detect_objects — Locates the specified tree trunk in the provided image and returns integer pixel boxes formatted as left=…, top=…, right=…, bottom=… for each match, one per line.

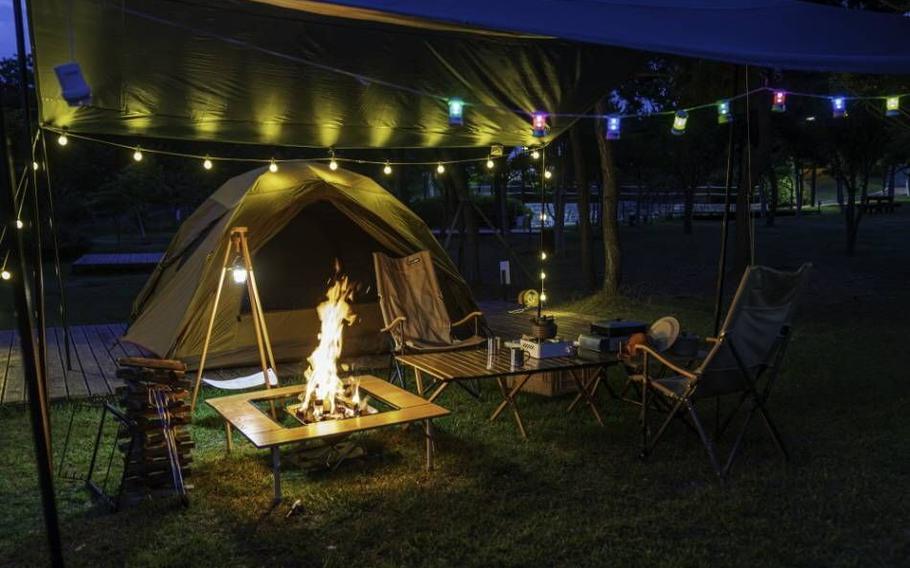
left=570, top=124, right=595, bottom=290
left=595, top=99, right=622, bottom=296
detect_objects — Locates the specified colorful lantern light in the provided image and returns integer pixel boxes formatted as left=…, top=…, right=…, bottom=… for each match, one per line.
left=606, top=115, right=621, bottom=140
left=772, top=90, right=787, bottom=112
left=717, top=100, right=732, bottom=124
left=832, top=97, right=846, bottom=118
left=447, top=98, right=464, bottom=126
left=671, top=110, right=688, bottom=136
left=886, top=96, right=900, bottom=117
left=531, top=111, right=549, bottom=137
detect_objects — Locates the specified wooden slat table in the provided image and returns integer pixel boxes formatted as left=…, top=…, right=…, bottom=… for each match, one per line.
left=206, top=375, right=449, bottom=502
left=396, top=348, right=617, bottom=438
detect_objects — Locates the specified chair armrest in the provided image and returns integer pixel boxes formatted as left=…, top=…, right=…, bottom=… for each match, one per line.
left=450, top=311, right=484, bottom=329
left=380, top=316, right=407, bottom=333
left=705, top=337, right=720, bottom=345
left=634, top=344, right=698, bottom=380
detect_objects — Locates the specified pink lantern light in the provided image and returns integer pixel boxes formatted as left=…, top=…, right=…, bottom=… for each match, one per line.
left=772, top=90, right=787, bottom=113
left=531, top=111, right=549, bottom=137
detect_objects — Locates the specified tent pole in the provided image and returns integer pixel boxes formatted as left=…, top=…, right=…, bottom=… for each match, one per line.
left=713, top=66, right=740, bottom=336
left=1, top=64, right=64, bottom=568
left=14, top=0, right=49, bottom=397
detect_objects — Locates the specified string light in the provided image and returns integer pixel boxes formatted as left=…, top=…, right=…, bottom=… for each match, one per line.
left=886, top=96, right=900, bottom=117
left=717, top=100, right=732, bottom=124
left=447, top=98, right=464, bottom=126
left=540, top=251, right=547, bottom=260
left=132, top=147, right=143, bottom=162
left=606, top=115, right=621, bottom=140
left=671, top=110, right=688, bottom=136
left=531, top=111, right=549, bottom=137
left=32, top=161, right=40, bottom=171
left=832, top=97, right=846, bottom=118
left=383, top=161, right=392, bottom=175
left=57, top=132, right=68, bottom=146
left=486, top=158, right=495, bottom=170
left=540, top=271, right=546, bottom=280
left=15, top=219, right=23, bottom=230
left=543, top=169, right=553, bottom=180
left=436, top=163, right=445, bottom=174
left=203, top=157, right=213, bottom=170
left=1, top=269, right=10, bottom=281
left=772, top=90, right=787, bottom=112
left=329, top=159, right=339, bottom=171
left=539, top=292, right=547, bottom=302
left=530, top=149, right=540, bottom=160
left=268, top=159, right=278, bottom=173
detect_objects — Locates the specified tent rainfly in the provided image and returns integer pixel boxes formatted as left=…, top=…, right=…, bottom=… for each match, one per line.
left=123, top=161, right=480, bottom=369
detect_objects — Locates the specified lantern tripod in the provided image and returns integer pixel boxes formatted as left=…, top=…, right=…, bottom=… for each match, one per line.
left=190, top=227, right=278, bottom=414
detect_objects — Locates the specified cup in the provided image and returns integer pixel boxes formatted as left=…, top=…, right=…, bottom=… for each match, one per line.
left=509, top=347, right=525, bottom=370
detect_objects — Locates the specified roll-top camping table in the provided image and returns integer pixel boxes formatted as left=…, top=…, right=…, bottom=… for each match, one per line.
left=396, top=348, right=617, bottom=438
left=207, top=375, right=449, bottom=501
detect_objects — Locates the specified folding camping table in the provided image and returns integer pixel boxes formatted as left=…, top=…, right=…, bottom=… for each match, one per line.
left=396, top=348, right=617, bottom=438
left=206, top=376, right=449, bottom=502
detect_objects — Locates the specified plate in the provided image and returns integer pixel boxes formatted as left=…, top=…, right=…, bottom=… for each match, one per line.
left=648, top=316, right=680, bottom=352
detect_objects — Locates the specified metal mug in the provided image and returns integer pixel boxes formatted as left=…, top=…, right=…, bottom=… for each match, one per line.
left=509, top=347, right=525, bottom=370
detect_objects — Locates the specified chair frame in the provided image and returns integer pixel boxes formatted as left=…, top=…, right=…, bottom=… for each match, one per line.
left=636, top=327, right=792, bottom=480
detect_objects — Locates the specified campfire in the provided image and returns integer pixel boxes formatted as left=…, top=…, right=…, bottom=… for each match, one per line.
left=290, top=272, right=376, bottom=424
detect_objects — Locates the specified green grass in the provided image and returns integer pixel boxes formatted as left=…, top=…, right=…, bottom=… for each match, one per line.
left=1, top=294, right=908, bottom=567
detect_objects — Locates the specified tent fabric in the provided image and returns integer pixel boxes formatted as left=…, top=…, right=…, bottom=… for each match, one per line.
left=308, top=0, right=910, bottom=74
left=29, top=0, right=639, bottom=148
left=123, top=161, right=480, bottom=369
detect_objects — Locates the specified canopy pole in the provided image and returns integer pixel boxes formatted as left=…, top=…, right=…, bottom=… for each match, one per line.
left=713, top=66, right=740, bottom=336
left=0, top=53, right=64, bottom=568
left=14, top=0, right=48, bottom=390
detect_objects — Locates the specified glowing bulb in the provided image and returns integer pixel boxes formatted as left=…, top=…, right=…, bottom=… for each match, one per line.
left=268, top=159, right=278, bottom=173
left=540, top=251, right=547, bottom=260
left=232, top=266, right=248, bottom=284
left=886, top=96, right=900, bottom=117
left=383, top=162, right=392, bottom=175
left=772, top=90, right=787, bottom=112
left=540, top=213, right=547, bottom=222
left=606, top=115, right=621, bottom=139
left=436, top=163, right=445, bottom=174
left=832, top=97, right=846, bottom=118
left=132, top=148, right=143, bottom=162
left=203, top=157, right=213, bottom=170
left=329, top=159, right=339, bottom=171
left=1, top=270, right=10, bottom=281
left=448, top=98, right=464, bottom=126
left=671, top=110, right=688, bottom=136
left=717, top=100, right=732, bottom=124
left=544, top=169, right=553, bottom=180
left=530, top=149, right=540, bottom=160
left=540, top=271, right=546, bottom=280
left=539, top=292, right=547, bottom=302
left=57, top=133, right=68, bottom=146
left=32, top=161, right=39, bottom=171
left=486, top=159, right=495, bottom=170
left=15, top=219, right=23, bottom=229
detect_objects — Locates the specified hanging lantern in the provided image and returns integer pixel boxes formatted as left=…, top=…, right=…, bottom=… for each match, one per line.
left=717, top=100, right=732, bottom=124
left=605, top=115, right=621, bottom=140
left=531, top=111, right=549, bottom=137
left=832, top=97, right=846, bottom=118
left=772, top=90, right=787, bottom=112
left=447, top=98, right=464, bottom=126
left=886, top=96, right=900, bottom=117
left=671, top=110, right=688, bottom=136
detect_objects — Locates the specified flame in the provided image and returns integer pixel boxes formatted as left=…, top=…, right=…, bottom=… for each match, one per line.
left=300, top=275, right=357, bottom=413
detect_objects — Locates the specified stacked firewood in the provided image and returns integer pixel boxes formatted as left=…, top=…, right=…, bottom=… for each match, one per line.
left=115, top=357, right=193, bottom=507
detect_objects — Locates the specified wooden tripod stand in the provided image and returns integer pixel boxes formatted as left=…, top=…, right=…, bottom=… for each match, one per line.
left=190, top=227, right=279, bottom=413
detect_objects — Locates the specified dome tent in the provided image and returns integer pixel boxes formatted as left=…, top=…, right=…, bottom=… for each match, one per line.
left=124, top=161, right=479, bottom=369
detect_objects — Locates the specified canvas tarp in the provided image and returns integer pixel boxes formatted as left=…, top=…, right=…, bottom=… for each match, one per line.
left=123, top=161, right=480, bottom=368
left=28, top=0, right=640, bottom=148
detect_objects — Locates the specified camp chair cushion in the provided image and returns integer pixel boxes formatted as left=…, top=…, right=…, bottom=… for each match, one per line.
left=405, top=334, right=487, bottom=352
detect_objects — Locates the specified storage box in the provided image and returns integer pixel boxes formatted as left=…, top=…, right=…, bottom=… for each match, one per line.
left=507, top=370, right=579, bottom=397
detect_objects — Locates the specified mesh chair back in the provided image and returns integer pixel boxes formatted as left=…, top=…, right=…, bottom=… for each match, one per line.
left=373, top=251, right=453, bottom=348
left=696, top=264, right=811, bottom=396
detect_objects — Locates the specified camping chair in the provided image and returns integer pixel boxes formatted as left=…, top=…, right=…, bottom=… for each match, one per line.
left=635, top=264, right=810, bottom=480
left=373, top=251, right=488, bottom=393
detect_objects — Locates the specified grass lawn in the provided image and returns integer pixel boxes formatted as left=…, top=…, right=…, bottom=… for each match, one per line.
left=1, top=293, right=908, bottom=566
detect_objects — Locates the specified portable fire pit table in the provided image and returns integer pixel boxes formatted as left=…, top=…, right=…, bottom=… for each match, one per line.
left=206, top=375, right=449, bottom=502
left=396, top=348, right=617, bottom=438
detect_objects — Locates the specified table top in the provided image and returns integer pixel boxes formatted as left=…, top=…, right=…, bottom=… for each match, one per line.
left=206, top=375, right=449, bottom=448
left=396, top=347, right=616, bottom=382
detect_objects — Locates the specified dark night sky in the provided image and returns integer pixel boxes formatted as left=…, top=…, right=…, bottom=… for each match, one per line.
left=1, top=1, right=23, bottom=59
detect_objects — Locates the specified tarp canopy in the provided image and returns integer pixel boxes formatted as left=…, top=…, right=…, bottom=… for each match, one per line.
left=123, top=161, right=481, bottom=368
left=29, top=1, right=910, bottom=149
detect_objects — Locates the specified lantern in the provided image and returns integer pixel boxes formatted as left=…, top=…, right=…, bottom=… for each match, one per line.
left=886, top=96, right=900, bottom=117
left=606, top=115, right=621, bottom=140
left=671, top=110, right=688, bottom=136
left=531, top=111, right=549, bottom=137
left=717, top=100, right=732, bottom=124
left=772, top=90, right=787, bottom=113
left=447, top=98, right=464, bottom=126
left=832, top=97, right=846, bottom=118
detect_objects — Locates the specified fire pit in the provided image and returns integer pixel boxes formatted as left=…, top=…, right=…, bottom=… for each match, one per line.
left=206, top=269, right=449, bottom=502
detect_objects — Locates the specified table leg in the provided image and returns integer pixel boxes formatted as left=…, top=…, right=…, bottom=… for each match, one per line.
left=425, top=419, right=434, bottom=471
left=491, top=374, right=530, bottom=438
left=427, top=381, right=450, bottom=403
left=271, top=447, right=282, bottom=503
left=568, top=368, right=604, bottom=426
left=225, top=421, right=233, bottom=453
left=414, top=369, right=425, bottom=397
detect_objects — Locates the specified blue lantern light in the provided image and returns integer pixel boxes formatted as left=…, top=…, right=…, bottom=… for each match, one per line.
left=832, top=97, right=846, bottom=118
left=606, top=115, right=621, bottom=140
left=448, top=98, right=464, bottom=126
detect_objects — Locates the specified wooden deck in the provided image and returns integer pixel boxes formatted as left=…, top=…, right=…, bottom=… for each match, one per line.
left=0, top=302, right=598, bottom=404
